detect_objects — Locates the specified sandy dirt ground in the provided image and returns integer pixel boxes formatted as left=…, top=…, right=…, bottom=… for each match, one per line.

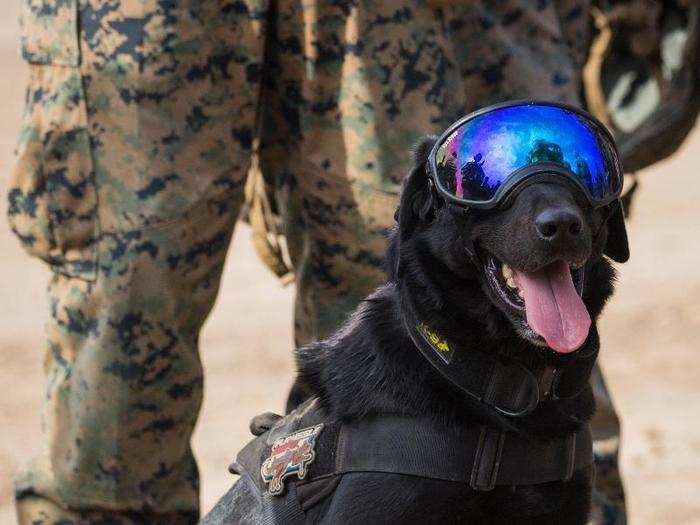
left=1, top=6, right=699, bottom=523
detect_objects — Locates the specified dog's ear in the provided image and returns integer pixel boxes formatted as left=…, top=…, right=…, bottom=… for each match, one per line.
left=603, top=200, right=630, bottom=263
left=395, top=135, right=439, bottom=240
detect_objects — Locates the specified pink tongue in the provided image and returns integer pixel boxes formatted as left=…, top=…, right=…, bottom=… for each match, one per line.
left=514, top=261, right=591, bottom=353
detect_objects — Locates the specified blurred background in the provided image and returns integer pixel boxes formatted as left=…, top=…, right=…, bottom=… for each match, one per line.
left=1, top=3, right=699, bottom=523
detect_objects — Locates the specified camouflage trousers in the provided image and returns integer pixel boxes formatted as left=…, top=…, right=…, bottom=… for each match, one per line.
left=9, top=0, right=624, bottom=523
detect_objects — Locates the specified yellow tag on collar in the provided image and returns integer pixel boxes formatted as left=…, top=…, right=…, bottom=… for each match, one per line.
left=417, top=323, right=454, bottom=364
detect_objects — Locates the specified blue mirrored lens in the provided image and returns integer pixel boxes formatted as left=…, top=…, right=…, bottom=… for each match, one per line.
left=434, top=104, right=620, bottom=203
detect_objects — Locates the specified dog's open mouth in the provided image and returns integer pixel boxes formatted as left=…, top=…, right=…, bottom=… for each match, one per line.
left=485, top=256, right=590, bottom=354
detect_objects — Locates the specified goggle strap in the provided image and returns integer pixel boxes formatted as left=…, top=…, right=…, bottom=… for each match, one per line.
left=592, top=199, right=617, bottom=245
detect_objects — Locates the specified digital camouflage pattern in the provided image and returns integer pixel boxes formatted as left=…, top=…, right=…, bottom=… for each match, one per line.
left=9, top=0, right=625, bottom=523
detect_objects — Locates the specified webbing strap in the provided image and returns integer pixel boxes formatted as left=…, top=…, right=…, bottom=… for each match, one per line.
left=234, top=400, right=592, bottom=501
left=322, top=416, right=592, bottom=491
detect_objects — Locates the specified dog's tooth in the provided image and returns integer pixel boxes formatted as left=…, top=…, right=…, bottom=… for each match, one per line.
left=502, top=263, right=514, bottom=280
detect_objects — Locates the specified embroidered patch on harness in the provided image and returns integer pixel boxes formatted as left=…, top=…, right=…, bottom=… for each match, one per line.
left=418, top=323, right=455, bottom=364
left=261, top=424, right=324, bottom=495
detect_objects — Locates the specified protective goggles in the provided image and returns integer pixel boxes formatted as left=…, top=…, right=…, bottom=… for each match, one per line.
left=428, top=101, right=624, bottom=209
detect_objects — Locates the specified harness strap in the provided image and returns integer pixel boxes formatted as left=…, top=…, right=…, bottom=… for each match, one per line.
left=235, top=399, right=593, bottom=503
left=295, top=414, right=592, bottom=491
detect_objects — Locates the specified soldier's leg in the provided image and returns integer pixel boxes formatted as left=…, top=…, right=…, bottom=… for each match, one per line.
left=9, top=1, right=269, bottom=522
left=589, top=365, right=627, bottom=525
left=264, top=1, right=626, bottom=522
left=265, top=0, right=592, bottom=338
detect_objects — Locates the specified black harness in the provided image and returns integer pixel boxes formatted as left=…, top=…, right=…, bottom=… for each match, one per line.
left=204, top=394, right=593, bottom=524
left=254, top=403, right=593, bottom=491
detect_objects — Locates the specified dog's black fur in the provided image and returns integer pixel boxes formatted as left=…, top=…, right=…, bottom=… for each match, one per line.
left=288, top=136, right=628, bottom=524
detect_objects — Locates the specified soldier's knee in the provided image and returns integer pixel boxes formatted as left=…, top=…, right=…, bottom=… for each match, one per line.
left=16, top=494, right=199, bottom=525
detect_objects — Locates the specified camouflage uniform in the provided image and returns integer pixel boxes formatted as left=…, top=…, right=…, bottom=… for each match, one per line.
left=9, top=0, right=624, bottom=523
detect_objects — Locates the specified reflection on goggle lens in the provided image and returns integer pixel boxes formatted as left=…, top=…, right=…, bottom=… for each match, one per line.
left=434, top=105, right=620, bottom=205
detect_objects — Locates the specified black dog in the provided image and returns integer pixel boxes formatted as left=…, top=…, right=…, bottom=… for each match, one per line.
left=202, top=136, right=628, bottom=525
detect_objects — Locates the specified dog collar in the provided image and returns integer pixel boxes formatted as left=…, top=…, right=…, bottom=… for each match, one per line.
left=402, top=309, right=599, bottom=418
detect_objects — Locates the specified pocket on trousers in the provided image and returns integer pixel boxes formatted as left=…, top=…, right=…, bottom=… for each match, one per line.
left=20, top=0, right=81, bottom=66
left=8, top=4, right=98, bottom=280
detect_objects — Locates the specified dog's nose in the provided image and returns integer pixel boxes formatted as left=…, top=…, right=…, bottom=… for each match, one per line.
left=535, top=207, right=583, bottom=242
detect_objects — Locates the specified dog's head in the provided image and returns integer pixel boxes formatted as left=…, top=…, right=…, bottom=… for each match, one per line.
left=390, top=136, right=629, bottom=354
